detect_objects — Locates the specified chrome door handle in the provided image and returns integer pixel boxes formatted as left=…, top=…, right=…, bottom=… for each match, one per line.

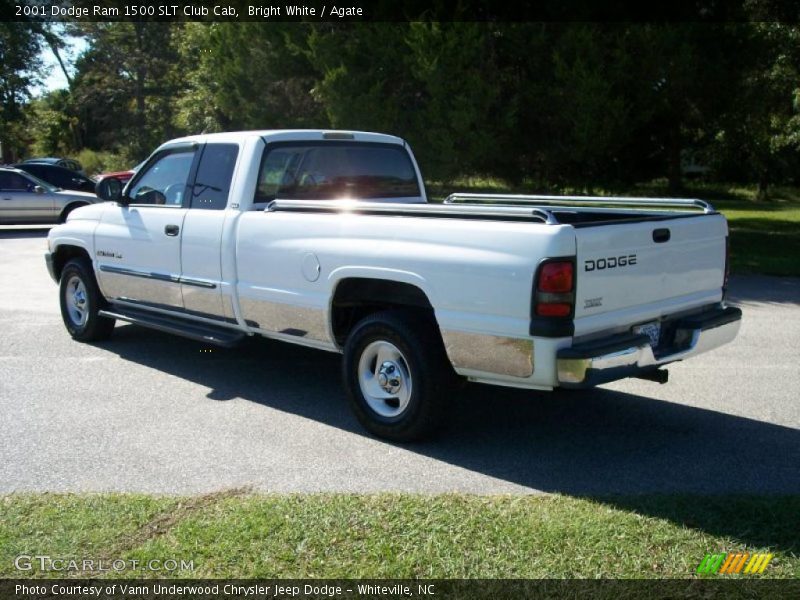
left=164, top=224, right=180, bottom=236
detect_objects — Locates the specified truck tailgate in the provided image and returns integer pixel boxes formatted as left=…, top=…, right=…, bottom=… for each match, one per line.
left=573, top=214, right=728, bottom=337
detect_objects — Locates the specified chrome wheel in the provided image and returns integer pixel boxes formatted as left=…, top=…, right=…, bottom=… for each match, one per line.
left=357, top=340, right=413, bottom=418
left=65, top=275, right=88, bottom=327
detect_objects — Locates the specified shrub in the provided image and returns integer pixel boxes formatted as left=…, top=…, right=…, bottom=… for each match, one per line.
left=74, top=149, right=135, bottom=177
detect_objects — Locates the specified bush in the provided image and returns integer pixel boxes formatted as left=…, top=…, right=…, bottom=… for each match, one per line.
left=74, top=149, right=135, bottom=177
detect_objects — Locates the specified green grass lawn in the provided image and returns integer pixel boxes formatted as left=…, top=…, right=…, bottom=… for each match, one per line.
left=428, top=180, right=800, bottom=278
left=1, top=493, right=798, bottom=579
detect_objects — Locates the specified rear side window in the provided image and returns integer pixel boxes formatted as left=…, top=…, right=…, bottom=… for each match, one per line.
left=0, top=172, right=32, bottom=191
left=255, top=142, right=420, bottom=204
left=24, top=166, right=68, bottom=187
left=190, top=143, right=239, bottom=210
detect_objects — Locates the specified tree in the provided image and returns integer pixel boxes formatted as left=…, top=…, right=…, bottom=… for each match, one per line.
left=70, top=23, right=185, bottom=159
left=0, top=22, right=42, bottom=161
left=546, top=25, right=632, bottom=191
left=713, top=23, right=800, bottom=199
left=174, top=23, right=325, bottom=134
left=620, top=24, right=743, bottom=193
left=27, top=89, right=80, bottom=156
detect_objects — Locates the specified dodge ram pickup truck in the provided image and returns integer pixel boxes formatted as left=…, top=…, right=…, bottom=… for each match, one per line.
left=45, top=130, right=742, bottom=440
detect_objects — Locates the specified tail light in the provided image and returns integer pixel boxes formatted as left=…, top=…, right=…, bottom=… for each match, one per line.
left=534, top=259, right=575, bottom=318
left=722, top=236, right=730, bottom=300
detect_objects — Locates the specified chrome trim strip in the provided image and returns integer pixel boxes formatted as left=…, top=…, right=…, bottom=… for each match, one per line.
left=239, top=297, right=331, bottom=343
left=445, top=193, right=715, bottom=214
left=179, top=277, right=217, bottom=289
left=257, top=329, right=340, bottom=353
left=267, top=199, right=553, bottom=223
left=98, top=265, right=217, bottom=288
left=99, top=264, right=178, bottom=283
left=441, top=330, right=534, bottom=378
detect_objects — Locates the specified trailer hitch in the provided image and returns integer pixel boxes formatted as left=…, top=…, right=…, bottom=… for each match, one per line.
left=634, top=368, right=669, bottom=384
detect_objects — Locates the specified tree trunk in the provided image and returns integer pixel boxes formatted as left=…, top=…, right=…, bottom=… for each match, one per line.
left=756, top=171, right=769, bottom=202
left=44, top=33, right=72, bottom=87
left=133, top=23, right=147, bottom=156
left=667, top=128, right=683, bottom=195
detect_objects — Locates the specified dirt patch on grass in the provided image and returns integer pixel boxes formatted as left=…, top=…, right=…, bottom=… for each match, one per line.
left=101, top=487, right=252, bottom=558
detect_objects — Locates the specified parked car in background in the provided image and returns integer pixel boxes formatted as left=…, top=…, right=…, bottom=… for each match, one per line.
left=96, top=167, right=136, bottom=185
left=0, top=167, right=98, bottom=224
left=22, top=157, right=83, bottom=173
left=14, top=163, right=96, bottom=193
left=94, top=161, right=144, bottom=200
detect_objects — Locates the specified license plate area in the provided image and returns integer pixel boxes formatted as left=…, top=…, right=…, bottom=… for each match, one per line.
left=633, top=321, right=661, bottom=347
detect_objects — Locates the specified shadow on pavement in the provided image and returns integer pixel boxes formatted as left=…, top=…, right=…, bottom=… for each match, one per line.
left=103, top=323, right=800, bottom=552
left=0, top=227, right=50, bottom=239
left=728, top=275, right=800, bottom=307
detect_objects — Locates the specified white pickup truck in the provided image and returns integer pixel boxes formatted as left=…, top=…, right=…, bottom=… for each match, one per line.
left=46, top=130, right=741, bottom=440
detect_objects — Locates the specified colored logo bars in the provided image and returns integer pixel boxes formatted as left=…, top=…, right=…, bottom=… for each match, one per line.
left=696, top=552, right=773, bottom=575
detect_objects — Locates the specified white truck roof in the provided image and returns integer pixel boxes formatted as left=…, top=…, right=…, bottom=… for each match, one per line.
left=162, top=129, right=406, bottom=147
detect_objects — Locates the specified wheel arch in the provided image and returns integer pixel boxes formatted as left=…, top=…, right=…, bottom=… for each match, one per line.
left=329, top=275, right=440, bottom=347
left=51, top=243, right=92, bottom=282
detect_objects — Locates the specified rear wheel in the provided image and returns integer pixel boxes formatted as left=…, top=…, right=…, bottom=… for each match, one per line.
left=343, top=310, right=452, bottom=441
left=59, top=258, right=115, bottom=342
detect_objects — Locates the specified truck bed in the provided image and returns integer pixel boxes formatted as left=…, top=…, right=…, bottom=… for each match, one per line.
left=266, top=193, right=728, bottom=342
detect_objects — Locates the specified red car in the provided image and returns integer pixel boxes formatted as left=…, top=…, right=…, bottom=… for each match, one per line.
left=97, top=168, right=136, bottom=184
left=94, top=161, right=144, bottom=198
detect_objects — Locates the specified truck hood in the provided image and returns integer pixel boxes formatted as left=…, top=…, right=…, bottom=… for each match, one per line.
left=64, top=201, right=109, bottom=222
left=55, top=189, right=97, bottom=201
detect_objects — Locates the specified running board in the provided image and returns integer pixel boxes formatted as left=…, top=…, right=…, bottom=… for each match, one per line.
left=99, top=306, right=246, bottom=348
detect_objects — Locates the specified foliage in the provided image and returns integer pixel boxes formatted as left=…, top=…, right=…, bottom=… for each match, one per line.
left=26, top=89, right=79, bottom=157
left=174, top=23, right=324, bottom=133
left=74, top=149, right=132, bottom=177
left=0, top=22, right=42, bottom=161
left=5, top=21, right=800, bottom=194
left=711, top=23, right=800, bottom=198
left=66, top=23, right=185, bottom=161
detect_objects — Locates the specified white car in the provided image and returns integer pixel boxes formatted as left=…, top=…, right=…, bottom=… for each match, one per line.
left=0, top=167, right=98, bottom=224
left=45, top=130, right=741, bottom=440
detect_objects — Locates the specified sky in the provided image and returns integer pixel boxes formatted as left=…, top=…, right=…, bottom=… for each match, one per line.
left=35, top=35, right=88, bottom=95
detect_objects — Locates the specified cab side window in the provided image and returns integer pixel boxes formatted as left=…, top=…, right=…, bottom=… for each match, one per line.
left=128, top=149, right=196, bottom=206
left=0, top=172, right=33, bottom=191
left=189, top=144, right=239, bottom=210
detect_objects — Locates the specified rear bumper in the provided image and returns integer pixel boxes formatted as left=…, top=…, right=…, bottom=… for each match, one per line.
left=556, top=305, right=742, bottom=388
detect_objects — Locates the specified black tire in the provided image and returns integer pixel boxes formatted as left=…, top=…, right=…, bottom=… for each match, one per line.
left=342, top=310, right=453, bottom=441
left=59, top=258, right=115, bottom=342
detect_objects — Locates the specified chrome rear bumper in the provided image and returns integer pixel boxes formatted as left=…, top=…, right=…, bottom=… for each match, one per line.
left=557, top=305, right=742, bottom=388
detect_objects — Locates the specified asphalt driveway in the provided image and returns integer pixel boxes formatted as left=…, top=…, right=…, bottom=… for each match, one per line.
left=1, top=227, right=798, bottom=494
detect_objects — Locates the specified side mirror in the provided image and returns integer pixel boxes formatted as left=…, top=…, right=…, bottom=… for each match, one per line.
left=33, top=185, right=45, bottom=194
left=95, top=177, right=124, bottom=204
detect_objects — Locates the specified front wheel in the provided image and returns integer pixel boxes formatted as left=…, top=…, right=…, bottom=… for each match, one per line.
left=59, top=258, right=115, bottom=342
left=342, top=310, right=452, bottom=441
